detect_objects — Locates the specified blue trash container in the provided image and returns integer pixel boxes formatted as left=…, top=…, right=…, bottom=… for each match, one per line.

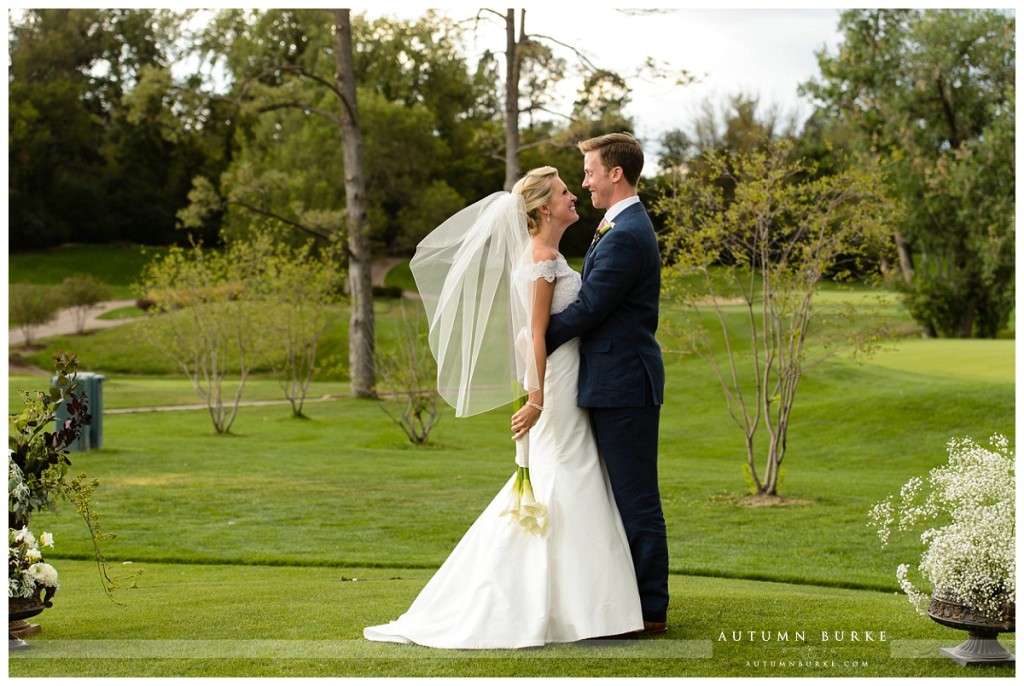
left=52, top=372, right=105, bottom=451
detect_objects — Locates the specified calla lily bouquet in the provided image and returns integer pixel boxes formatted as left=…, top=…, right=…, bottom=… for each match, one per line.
left=501, top=466, right=549, bottom=537
left=500, top=394, right=549, bottom=536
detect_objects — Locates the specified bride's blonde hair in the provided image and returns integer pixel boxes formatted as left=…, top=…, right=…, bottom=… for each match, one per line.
left=512, top=166, right=558, bottom=236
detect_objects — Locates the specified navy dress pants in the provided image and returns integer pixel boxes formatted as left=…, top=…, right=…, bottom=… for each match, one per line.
left=589, top=386, right=669, bottom=623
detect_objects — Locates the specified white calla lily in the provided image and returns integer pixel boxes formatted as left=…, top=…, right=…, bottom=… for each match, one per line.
left=499, top=466, right=549, bottom=537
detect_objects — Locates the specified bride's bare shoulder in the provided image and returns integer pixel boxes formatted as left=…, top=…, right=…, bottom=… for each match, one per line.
left=530, top=241, right=559, bottom=264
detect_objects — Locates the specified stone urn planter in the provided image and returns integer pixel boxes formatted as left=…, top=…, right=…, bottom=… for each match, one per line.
left=8, top=586, right=57, bottom=651
left=927, top=594, right=1015, bottom=666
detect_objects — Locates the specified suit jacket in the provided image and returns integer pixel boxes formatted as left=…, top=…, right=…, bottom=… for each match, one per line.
left=546, top=202, right=665, bottom=408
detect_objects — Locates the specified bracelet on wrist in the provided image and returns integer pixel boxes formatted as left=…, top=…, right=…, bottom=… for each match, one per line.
left=526, top=401, right=544, bottom=412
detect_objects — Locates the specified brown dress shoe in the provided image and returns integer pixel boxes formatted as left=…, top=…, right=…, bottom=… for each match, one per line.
left=642, top=621, right=668, bottom=635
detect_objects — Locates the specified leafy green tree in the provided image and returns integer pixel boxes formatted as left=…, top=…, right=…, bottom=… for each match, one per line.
left=9, top=284, right=62, bottom=347
left=59, top=275, right=114, bottom=334
left=351, top=10, right=496, bottom=192
left=657, top=94, right=798, bottom=178
left=179, top=9, right=377, bottom=397
left=243, top=232, right=344, bottom=419
left=802, top=9, right=1015, bottom=337
left=8, top=9, right=216, bottom=249
left=9, top=9, right=110, bottom=249
left=138, top=227, right=347, bottom=431
left=656, top=140, right=899, bottom=497
left=137, top=241, right=274, bottom=434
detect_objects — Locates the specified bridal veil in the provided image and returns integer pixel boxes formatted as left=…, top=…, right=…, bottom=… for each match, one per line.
left=409, top=192, right=541, bottom=418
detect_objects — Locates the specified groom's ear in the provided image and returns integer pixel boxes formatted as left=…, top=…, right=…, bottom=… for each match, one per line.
left=608, top=165, right=623, bottom=183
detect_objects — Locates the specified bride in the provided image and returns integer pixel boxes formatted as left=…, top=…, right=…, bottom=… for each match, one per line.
left=363, top=167, right=643, bottom=649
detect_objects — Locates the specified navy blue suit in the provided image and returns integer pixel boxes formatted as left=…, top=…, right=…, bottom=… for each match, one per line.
left=546, top=201, right=669, bottom=623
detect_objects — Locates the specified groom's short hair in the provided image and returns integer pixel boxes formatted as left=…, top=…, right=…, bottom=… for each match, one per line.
left=578, top=132, right=644, bottom=187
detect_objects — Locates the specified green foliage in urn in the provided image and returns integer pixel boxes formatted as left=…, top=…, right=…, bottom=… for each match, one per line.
left=8, top=352, right=136, bottom=601
left=8, top=352, right=92, bottom=530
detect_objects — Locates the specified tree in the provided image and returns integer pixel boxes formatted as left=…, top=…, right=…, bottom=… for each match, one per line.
left=137, top=241, right=274, bottom=434
left=138, top=228, right=345, bottom=431
left=657, top=93, right=800, bottom=170
left=331, top=8, right=375, bottom=399
left=350, top=10, right=498, bottom=203
left=802, top=9, right=1015, bottom=337
left=180, top=8, right=375, bottom=397
left=656, top=140, right=898, bottom=497
left=477, top=8, right=660, bottom=191
left=259, top=236, right=344, bottom=419
left=375, top=305, right=441, bottom=445
left=9, top=9, right=113, bottom=249
left=8, top=9, right=219, bottom=249
left=59, top=275, right=114, bottom=334
left=9, top=284, right=62, bottom=347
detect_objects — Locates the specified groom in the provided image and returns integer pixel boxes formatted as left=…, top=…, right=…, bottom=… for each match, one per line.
left=546, top=132, right=669, bottom=633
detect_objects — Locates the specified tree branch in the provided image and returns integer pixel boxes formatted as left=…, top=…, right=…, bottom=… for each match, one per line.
left=219, top=64, right=356, bottom=126
left=257, top=101, right=341, bottom=126
left=226, top=198, right=340, bottom=246
left=530, top=32, right=600, bottom=72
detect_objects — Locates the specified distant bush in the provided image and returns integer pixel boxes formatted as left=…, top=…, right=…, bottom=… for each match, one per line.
left=59, top=274, right=114, bottom=333
left=9, top=283, right=62, bottom=346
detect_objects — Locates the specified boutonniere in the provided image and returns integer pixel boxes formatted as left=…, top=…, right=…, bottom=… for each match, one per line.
left=592, top=220, right=615, bottom=246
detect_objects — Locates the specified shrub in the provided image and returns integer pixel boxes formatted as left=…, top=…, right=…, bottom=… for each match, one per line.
left=59, top=274, right=114, bottom=334
left=9, top=283, right=61, bottom=346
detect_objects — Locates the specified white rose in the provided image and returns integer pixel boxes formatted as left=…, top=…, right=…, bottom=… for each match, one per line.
left=16, top=527, right=36, bottom=548
left=39, top=532, right=54, bottom=548
left=27, top=562, right=59, bottom=589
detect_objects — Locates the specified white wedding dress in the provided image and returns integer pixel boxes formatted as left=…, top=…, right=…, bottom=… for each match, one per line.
left=363, top=255, right=644, bottom=649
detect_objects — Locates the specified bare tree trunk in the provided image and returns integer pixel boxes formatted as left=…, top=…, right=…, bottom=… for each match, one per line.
left=332, top=9, right=375, bottom=398
left=894, top=230, right=914, bottom=286
left=503, top=8, right=522, bottom=191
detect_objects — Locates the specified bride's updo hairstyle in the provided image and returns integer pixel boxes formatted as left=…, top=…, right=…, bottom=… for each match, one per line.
left=512, top=166, right=558, bottom=237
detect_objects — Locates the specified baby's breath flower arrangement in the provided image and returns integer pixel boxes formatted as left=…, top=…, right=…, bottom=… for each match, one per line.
left=869, top=434, right=1015, bottom=618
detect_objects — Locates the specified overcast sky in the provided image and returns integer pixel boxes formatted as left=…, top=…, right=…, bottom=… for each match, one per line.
left=360, top=4, right=845, bottom=153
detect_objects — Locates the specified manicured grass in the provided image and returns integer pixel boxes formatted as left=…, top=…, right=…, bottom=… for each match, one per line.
left=8, top=560, right=1014, bottom=678
left=97, top=306, right=146, bottom=320
left=13, top=298, right=419, bottom=380
left=14, top=339, right=1012, bottom=586
left=8, top=374, right=347, bottom=413
left=858, top=338, right=1015, bottom=383
left=8, top=244, right=167, bottom=300
left=8, top=254, right=1015, bottom=678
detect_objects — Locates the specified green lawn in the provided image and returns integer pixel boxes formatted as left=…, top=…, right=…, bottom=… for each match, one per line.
left=9, top=559, right=1014, bottom=677
left=7, top=250, right=1015, bottom=677
left=8, top=244, right=167, bottom=300
left=8, top=333, right=1014, bottom=677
